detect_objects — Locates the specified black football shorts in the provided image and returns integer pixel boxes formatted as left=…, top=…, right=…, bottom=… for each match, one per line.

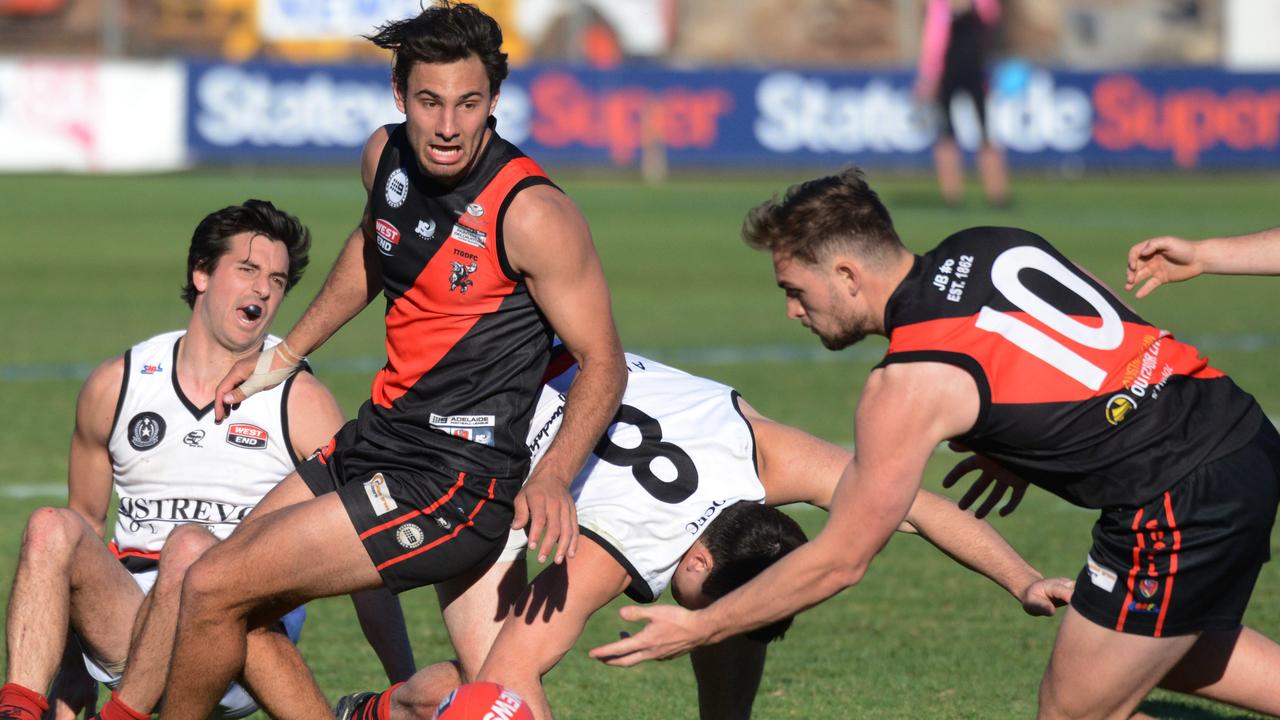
left=1071, top=422, right=1280, bottom=637
left=298, top=420, right=519, bottom=593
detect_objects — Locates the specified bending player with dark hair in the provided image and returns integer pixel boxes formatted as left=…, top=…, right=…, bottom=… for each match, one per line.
left=0, top=201, right=412, bottom=720
left=594, top=168, right=1280, bottom=720
left=160, top=3, right=625, bottom=718
left=337, top=350, right=1074, bottom=720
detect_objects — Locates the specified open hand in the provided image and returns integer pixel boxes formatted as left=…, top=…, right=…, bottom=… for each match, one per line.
left=1125, top=235, right=1202, bottom=298
left=588, top=604, right=708, bottom=667
left=512, top=471, right=578, bottom=564
left=941, top=447, right=1028, bottom=519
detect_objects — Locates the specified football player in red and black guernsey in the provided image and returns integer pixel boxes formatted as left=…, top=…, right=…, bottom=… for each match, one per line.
left=159, top=4, right=625, bottom=719
left=592, top=168, right=1280, bottom=719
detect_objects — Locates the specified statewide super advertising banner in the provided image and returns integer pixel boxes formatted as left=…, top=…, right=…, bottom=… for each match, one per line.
left=187, top=61, right=1280, bottom=170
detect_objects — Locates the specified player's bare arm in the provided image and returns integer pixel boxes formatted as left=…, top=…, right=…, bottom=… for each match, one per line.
left=282, top=371, right=344, bottom=461
left=214, top=128, right=392, bottom=421
left=67, top=355, right=126, bottom=536
left=1126, top=227, right=1280, bottom=298
left=898, top=490, right=1073, bottom=616
left=589, top=361, right=977, bottom=666
left=504, top=185, right=626, bottom=565
left=743, top=385, right=1067, bottom=616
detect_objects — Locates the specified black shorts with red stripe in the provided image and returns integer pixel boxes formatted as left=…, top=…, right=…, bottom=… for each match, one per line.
left=298, top=420, right=520, bottom=593
left=1071, top=421, right=1280, bottom=637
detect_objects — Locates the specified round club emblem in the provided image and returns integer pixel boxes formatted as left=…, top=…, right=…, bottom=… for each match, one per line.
left=128, top=412, right=167, bottom=451
left=385, top=168, right=410, bottom=209
left=466, top=202, right=484, bottom=217
left=1105, top=394, right=1137, bottom=426
left=395, top=523, right=425, bottom=549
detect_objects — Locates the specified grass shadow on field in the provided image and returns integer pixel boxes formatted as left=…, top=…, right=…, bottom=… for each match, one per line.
left=1136, top=698, right=1264, bottom=720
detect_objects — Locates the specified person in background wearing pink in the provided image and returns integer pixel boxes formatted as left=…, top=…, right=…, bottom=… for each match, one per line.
left=915, top=0, right=1010, bottom=207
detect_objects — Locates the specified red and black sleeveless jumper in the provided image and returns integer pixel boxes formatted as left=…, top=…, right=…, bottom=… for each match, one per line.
left=879, top=226, right=1265, bottom=509
left=356, top=123, right=557, bottom=481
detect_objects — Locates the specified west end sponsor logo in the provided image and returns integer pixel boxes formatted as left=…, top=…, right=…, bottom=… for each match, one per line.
left=226, top=423, right=269, bottom=449
left=375, top=218, right=401, bottom=256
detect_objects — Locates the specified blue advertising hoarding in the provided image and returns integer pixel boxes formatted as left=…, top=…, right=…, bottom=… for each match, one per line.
left=185, top=61, right=1280, bottom=170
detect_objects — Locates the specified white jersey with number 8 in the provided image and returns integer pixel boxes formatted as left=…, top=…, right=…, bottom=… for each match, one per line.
left=514, top=352, right=764, bottom=602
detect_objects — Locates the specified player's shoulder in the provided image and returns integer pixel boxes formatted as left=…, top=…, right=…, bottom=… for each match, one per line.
left=938, top=226, right=1047, bottom=252
left=285, top=369, right=339, bottom=412
left=361, top=124, right=400, bottom=190
left=77, top=353, right=126, bottom=417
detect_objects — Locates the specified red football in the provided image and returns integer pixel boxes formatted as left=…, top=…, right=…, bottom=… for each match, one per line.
left=433, top=682, right=534, bottom=720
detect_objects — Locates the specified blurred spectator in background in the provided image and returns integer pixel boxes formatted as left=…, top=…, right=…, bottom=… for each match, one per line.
left=915, top=0, right=1009, bottom=207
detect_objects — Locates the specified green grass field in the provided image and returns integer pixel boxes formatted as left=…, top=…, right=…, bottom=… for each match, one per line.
left=1, top=168, right=1278, bottom=719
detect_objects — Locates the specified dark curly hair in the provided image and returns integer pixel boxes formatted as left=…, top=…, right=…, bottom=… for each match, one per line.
left=366, top=1, right=509, bottom=98
left=699, top=501, right=809, bottom=643
left=181, top=199, right=311, bottom=308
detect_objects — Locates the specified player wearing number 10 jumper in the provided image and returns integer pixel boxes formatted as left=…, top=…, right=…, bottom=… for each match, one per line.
left=591, top=168, right=1280, bottom=720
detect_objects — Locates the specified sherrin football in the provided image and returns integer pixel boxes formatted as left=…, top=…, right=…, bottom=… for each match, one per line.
left=433, top=682, right=534, bottom=720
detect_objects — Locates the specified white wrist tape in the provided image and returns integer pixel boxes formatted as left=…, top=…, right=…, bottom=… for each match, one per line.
left=237, top=344, right=302, bottom=399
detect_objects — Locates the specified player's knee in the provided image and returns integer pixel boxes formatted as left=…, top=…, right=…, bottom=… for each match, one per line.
left=22, top=506, right=89, bottom=562
left=1037, top=675, right=1093, bottom=720
left=158, top=524, right=218, bottom=575
left=178, top=554, right=238, bottom=615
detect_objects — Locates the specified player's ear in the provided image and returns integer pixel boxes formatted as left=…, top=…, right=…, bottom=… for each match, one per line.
left=685, top=542, right=714, bottom=575
left=834, top=258, right=861, bottom=296
left=392, top=77, right=407, bottom=114
left=192, top=262, right=212, bottom=294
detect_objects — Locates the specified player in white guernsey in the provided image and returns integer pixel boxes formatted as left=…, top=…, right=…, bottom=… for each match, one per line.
left=336, top=350, right=1075, bottom=720
left=0, top=201, right=412, bottom=720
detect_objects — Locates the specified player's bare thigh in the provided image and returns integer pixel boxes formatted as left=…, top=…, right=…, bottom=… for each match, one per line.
left=22, top=507, right=146, bottom=663
left=1039, top=606, right=1199, bottom=720
left=240, top=471, right=316, bottom=526
left=183, top=492, right=383, bottom=617
left=436, top=555, right=528, bottom=680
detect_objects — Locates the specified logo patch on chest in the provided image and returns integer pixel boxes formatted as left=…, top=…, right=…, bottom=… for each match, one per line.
left=449, top=260, right=478, bottom=294
left=385, top=168, right=409, bottom=208
left=375, top=219, right=401, bottom=257
left=127, top=412, right=166, bottom=451
left=226, top=423, right=269, bottom=450
left=449, top=223, right=486, bottom=249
